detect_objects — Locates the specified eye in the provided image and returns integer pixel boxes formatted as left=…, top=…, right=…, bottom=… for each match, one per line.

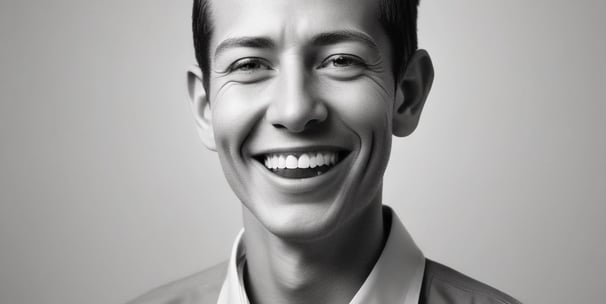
left=229, top=57, right=272, bottom=73
left=317, top=54, right=367, bottom=80
left=319, top=54, right=366, bottom=69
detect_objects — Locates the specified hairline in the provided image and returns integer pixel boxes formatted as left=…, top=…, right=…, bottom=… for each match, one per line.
left=194, top=0, right=418, bottom=91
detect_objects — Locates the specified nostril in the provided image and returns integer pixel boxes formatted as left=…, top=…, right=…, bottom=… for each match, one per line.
left=305, top=119, right=321, bottom=128
left=272, top=118, right=324, bottom=132
left=266, top=99, right=328, bottom=132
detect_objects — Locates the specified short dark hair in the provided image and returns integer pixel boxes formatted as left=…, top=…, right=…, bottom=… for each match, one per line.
left=192, top=0, right=419, bottom=92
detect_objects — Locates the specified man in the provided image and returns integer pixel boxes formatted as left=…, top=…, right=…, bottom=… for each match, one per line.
left=129, top=0, right=521, bottom=303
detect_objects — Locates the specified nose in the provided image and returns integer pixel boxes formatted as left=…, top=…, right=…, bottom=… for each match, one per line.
left=266, top=62, right=327, bottom=133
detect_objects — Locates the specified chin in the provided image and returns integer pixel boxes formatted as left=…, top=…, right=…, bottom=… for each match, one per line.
left=245, top=187, right=383, bottom=243
left=245, top=198, right=349, bottom=242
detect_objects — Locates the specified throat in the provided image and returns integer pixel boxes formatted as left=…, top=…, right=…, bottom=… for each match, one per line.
left=241, top=202, right=387, bottom=304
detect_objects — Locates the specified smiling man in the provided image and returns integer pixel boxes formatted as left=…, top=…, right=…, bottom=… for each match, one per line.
left=128, top=0, right=520, bottom=303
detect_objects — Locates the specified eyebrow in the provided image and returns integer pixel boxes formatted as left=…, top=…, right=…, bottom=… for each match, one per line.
left=213, top=30, right=379, bottom=59
left=310, top=30, right=379, bottom=53
left=214, top=37, right=275, bottom=59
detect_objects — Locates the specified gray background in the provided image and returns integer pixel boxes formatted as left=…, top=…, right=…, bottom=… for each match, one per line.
left=1, top=0, right=604, bottom=303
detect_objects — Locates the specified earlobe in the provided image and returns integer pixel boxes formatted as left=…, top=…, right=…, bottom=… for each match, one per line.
left=187, top=65, right=216, bottom=151
left=392, top=49, right=434, bottom=137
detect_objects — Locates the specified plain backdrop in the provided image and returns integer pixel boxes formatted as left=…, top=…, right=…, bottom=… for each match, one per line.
left=1, top=0, right=604, bottom=303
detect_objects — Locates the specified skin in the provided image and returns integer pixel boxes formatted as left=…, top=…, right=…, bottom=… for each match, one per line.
left=187, top=0, right=434, bottom=303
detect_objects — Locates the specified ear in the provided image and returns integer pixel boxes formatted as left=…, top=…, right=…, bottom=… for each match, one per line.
left=392, top=49, right=434, bottom=137
left=187, top=65, right=216, bottom=151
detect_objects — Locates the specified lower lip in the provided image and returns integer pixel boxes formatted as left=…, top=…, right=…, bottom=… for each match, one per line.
left=251, top=153, right=352, bottom=195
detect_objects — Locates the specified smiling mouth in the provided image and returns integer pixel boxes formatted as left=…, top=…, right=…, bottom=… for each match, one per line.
left=254, top=151, right=350, bottom=179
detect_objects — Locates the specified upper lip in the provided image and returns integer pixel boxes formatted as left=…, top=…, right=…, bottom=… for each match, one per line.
left=249, top=145, right=351, bottom=157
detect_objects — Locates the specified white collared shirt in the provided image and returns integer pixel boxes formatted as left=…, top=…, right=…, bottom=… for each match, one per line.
left=217, top=207, right=425, bottom=304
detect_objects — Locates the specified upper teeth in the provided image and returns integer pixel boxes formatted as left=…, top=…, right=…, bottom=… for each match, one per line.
left=263, top=152, right=339, bottom=170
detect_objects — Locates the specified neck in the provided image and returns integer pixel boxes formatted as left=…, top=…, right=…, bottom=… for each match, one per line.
left=241, top=195, right=386, bottom=304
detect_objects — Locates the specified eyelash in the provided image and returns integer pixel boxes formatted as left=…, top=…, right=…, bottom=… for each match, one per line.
left=227, top=57, right=272, bottom=72
left=224, top=54, right=367, bottom=75
left=319, top=54, right=366, bottom=69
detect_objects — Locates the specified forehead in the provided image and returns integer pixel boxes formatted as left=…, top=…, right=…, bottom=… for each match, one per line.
left=208, top=0, right=386, bottom=53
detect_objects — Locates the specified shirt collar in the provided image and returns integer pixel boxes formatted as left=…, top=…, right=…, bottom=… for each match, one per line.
left=217, top=206, right=425, bottom=304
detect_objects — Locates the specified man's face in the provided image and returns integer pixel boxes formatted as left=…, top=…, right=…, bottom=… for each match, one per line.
left=204, top=0, right=400, bottom=240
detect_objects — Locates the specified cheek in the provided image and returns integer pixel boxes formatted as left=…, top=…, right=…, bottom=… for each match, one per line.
left=211, top=82, right=271, bottom=151
left=319, top=79, right=393, bottom=136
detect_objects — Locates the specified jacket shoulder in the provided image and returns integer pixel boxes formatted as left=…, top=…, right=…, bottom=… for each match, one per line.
left=126, top=261, right=227, bottom=304
left=420, top=259, right=521, bottom=304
